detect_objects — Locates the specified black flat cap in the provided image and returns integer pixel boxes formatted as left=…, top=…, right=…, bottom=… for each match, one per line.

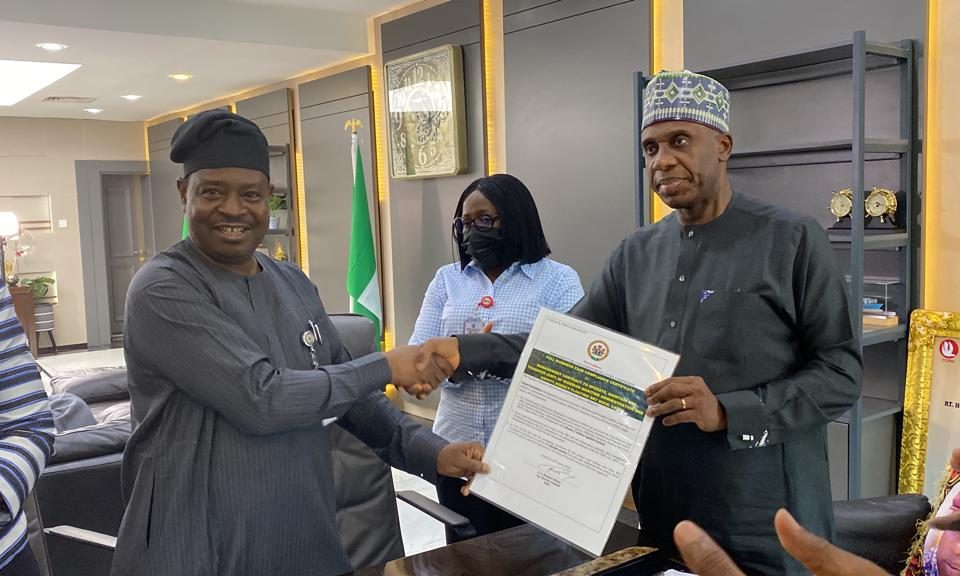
left=170, top=110, right=270, bottom=179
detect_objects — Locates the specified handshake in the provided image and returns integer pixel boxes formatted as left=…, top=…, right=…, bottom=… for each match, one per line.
left=383, top=337, right=462, bottom=399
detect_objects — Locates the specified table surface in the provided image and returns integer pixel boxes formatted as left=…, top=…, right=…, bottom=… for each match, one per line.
left=346, top=521, right=683, bottom=576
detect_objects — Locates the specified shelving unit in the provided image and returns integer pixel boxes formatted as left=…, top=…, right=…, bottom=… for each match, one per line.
left=260, top=145, right=297, bottom=265
left=697, top=32, right=919, bottom=500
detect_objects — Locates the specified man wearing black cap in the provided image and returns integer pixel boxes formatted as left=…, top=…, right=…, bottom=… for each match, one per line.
left=110, top=110, right=485, bottom=576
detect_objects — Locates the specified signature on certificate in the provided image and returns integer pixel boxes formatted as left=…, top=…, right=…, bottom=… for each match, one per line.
left=533, top=458, right=577, bottom=487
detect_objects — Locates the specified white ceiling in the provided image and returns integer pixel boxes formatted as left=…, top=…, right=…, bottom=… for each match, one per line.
left=0, top=0, right=420, bottom=122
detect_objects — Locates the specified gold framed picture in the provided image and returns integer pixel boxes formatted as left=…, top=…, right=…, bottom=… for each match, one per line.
left=384, top=44, right=467, bottom=179
left=899, top=309, right=960, bottom=496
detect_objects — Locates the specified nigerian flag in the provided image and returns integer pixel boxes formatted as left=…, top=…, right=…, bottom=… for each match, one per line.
left=347, top=133, right=382, bottom=347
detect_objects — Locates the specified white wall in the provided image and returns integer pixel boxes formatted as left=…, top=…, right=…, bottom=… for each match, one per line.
left=0, top=117, right=146, bottom=347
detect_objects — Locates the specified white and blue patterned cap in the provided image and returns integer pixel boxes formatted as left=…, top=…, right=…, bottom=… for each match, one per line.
left=642, top=70, right=730, bottom=134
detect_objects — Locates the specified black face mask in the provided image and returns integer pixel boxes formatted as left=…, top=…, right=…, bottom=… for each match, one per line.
left=462, top=228, right=507, bottom=271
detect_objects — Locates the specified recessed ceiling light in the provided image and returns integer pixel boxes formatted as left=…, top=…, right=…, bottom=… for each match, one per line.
left=84, top=108, right=103, bottom=114
left=0, top=60, right=82, bottom=106
left=120, top=94, right=142, bottom=101
left=167, top=73, right=193, bottom=81
left=36, top=43, right=68, bottom=52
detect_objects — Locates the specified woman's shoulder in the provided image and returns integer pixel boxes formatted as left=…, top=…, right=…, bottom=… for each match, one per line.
left=535, top=257, right=579, bottom=278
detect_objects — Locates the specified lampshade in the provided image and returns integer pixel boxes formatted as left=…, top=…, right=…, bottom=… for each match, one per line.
left=0, top=212, right=18, bottom=237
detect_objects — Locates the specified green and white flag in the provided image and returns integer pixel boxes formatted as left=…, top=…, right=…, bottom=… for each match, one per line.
left=347, top=133, right=382, bottom=347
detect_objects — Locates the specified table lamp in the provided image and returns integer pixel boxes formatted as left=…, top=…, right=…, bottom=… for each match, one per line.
left=0, top=212, right=20, bottom=286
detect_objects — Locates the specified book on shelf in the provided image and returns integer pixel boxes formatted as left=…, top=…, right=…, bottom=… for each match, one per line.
left=863, top=314, right=899, bottom=327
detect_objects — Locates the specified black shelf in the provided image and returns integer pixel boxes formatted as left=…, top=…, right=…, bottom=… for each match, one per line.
left=828, top=231, right=908, bottom=250
left=862, top=324, right=907, bottom=346
left=689, top=32, right=919, bottom=501
left=835, top=396, right=903, bottom=425
left=702, top=40, right=910, bottom=90
left=732, top=139, right=908, bottom=158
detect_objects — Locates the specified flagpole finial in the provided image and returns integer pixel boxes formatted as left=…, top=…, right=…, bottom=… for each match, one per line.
left=344, top=118, right=363, bottom=134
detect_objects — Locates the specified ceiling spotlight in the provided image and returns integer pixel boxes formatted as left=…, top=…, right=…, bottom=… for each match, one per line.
left=120, top=94, right=142, bottom=101
left=36, top=43, right=68, bottom=52
left=167, top=73, right=193, bottom=81
left=84, top=108, right=103, bottom=114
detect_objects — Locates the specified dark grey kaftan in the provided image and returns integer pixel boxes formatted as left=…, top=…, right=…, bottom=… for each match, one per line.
left=110, top=239, right=446, bottom=576
left=456, top=193, right=862, bottom=574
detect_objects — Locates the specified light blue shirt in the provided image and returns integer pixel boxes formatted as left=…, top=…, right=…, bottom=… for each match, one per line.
left=409, top=258, right=584, bottom=445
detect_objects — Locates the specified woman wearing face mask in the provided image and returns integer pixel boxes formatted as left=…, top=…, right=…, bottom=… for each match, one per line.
left=409, top=173, right=584, bottom=543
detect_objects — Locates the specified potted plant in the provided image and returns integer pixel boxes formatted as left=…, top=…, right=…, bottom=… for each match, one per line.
left=268, top=195, right=288, bottom=230
left=20, top=275, right=55, bottom=299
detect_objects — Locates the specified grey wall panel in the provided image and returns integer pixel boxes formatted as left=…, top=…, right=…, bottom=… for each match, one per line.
left=147, top=118, right=182, bottom=150
left=684, top=0, right=925, bottom=72
left=504, top=0, right=634, bottom=31
left=381, top=0, right=480, bottom=53
left=147, top=118, right=184, bottom=252
left=503, top=0, right=648, bottom=288
left=302, top=95, right=370, bottom=122
left=236, top=90, right=292, bottom=146
left=385, top=42, right=484, bottom=353
left=299, top=70, right=376, bottom=314
left=725, top=68, right=902, bottom=152
left=300, top=68, right=369, bottom=108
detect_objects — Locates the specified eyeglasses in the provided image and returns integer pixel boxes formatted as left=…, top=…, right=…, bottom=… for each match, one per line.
left=453, top=214, right=499, bottom=235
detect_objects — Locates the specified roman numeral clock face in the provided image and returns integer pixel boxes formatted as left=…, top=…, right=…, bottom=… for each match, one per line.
left=385, top=45, right=466, bottom=179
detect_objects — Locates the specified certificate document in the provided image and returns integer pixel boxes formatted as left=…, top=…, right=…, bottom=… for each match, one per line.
left=470, top=309, right=679, bottom=555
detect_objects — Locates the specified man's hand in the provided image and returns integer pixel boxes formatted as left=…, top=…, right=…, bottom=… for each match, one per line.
left=673, top=520, right=744, bottom=576
left=384, top=345, right=453, bottom=396
left=416, top=337, right=461, bottom=376
left=674, top=509, right=890, bottom=576
left=437, top=442, right=489, bottom=495
left=645, top=376, right=727, bottom=432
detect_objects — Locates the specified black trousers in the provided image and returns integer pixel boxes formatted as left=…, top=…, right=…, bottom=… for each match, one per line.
left=436, top=475, right=524, bottom=544
left=0, top=547, right=40, bottom=576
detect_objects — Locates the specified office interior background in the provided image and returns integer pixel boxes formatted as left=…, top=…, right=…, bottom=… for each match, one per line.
left=1, top=0, right=959, bottom=573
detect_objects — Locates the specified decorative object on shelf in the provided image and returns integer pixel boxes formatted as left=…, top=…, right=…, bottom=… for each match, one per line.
left=865, top=186, right=899, bottom=224
left=19, top=275, right=55, bottom=299
left=0, top=211, right=19, bottom=286
left=385, top=44, right=467, bottom=179
left=899, top=310, right=960, bottom=497
left=272, top=240, right=287, bottom=262
left=268, top=194, right=287, bottom=230
left=829, top=187, right=854, bottom=221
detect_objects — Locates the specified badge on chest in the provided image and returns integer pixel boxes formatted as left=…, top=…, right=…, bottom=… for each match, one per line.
left=302, top=320, right=323, bottom=369
left=464, top=295, right=495, bottom=334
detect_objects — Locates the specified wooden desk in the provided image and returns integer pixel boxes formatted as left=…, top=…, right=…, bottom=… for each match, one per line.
left=9, top=286, right=38, bottom=357
left=346, top=521, right=682, bottom=576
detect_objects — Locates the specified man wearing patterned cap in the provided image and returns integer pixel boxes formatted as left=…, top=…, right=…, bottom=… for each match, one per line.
left=419, top=70, right=861, bottom=574
left=111, top=110, right=487, bottom=576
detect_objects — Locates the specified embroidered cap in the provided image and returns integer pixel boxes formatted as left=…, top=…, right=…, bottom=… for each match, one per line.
left=642, top=70, right=731, bottom=134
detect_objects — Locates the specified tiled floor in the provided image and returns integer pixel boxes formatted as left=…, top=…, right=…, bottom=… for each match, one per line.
left=35, top=347, right=448, bottom=556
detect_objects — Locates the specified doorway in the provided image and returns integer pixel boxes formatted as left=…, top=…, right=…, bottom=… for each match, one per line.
left=102, top=174, right=154, bottom=341
left=76, top=161, right=152, bottom=349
